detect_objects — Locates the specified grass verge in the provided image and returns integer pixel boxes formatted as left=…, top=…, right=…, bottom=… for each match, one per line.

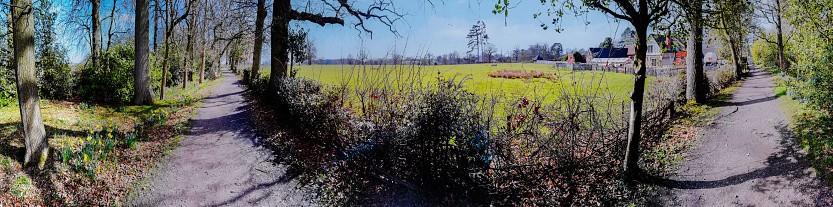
left=0, top=79, right=220, bottom=206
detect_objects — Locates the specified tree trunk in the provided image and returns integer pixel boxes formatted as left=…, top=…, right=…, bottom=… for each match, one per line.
left=91, top=0, right=100, bottom=68
left=134, top=0, right=153, bottom=105
left=184, top=28, right=191, bottom=89
left=686, top=8, right=706, bottom=102
left=727, top=29, right=742, bottom=77
left=269, top=0, right=290, bottom=90
left=250, top=0, right=266, bottom=84
left=774, top=0, right=788, bottom=71
left=624, top=22, right=649, bottom=176
left=199, top=49, right=204, bottom=84
left=160, top=3, right=171, bottom=100
left=153, top=0, right=159, bottom=52
left=14, top=0, right=47, bottom=168
left=106, top=0, right=116, bottom=50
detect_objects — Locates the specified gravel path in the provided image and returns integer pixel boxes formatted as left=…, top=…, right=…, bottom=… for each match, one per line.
left=126, top=69, right=307, bottom=206
left=653, top=67, right=832, bottom=206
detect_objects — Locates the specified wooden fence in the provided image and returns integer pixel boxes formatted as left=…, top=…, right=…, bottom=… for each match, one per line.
left=535, top=60, right=719, bottom=77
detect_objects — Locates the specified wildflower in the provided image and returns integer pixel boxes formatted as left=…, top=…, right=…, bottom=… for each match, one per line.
left=108, top=133, right=112, bottom=139
left=87, top=136, right=92, bottom=141
left=98, top=150, right=102, bottom=154
left=84, top=154, right=88, bottom=162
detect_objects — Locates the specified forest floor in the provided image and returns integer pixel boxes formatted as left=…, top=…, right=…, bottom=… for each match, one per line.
left=125, top=68, right=307, bottom=206
left=651, top=66, right=833, bottom=206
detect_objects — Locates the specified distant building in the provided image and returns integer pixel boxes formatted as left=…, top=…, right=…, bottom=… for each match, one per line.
left=587, top=48, right=631, bottom=66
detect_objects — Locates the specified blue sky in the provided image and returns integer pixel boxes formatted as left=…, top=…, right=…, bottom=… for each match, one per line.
left=299, top=0, right=631, bottom=60
left=57, top=0, right=634, bottom=63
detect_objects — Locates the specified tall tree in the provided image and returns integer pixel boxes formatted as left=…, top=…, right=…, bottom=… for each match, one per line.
left=134, top=0, right=153, bottom=105
left=467, top=21, right=489, bottom=63
left=496, top=0, right=670, bottom=176
left=617, top=27, right=636, bottom=47
left=159, top=0, right=192, bottom=100
left=599, top=37, right=614, bottom=48
left=551, top=42, right=563, bottom=59
left=91, top=0, right=100, bottom=68
left=247, top=0, right=266, bottom=84
left=671, top=0, right=707, bottom=102
left=714, top=0, right=753, bottom=78
left=269, top=0, right=404, bottom=90
left=14, top=0, right=48, bottom=168
left=754, top=0, right=788, bottom=71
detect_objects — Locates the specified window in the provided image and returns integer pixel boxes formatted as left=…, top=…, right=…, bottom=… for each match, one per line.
left=648, top=45, right=654, bottom=53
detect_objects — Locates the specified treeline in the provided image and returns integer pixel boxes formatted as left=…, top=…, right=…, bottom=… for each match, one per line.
left=318, top=42, right=586, bottom=66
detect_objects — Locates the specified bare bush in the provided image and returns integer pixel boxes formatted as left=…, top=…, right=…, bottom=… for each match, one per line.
left=249, top=60, right=726, bottom=205
left=488, top=69, right=557, bottom=80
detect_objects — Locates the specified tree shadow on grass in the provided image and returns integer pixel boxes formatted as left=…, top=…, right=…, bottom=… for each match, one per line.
left=0, top=122, right=92, bottom=204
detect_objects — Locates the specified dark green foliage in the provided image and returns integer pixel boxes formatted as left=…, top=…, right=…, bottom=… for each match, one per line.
left=573, top=51, right=585, bottom=63
left=77, top=43, right=135, bottom=104
left=35, top=0, right=74, bottom=100
left=803, top=48, right=833, bottom=113
left=0, top=14, right=14, bottom=106
left=38, top=48, right=74, bottom=100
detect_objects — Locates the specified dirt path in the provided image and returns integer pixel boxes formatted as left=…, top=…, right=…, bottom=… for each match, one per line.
left=653, top=67, right=831, bottom=206
left=126, top=69, right=307, bottom=206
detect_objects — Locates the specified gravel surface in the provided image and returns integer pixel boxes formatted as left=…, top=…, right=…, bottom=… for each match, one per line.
left=653, top=67, right=832, bottom=206
left=125, top=69, right=308, bottom=206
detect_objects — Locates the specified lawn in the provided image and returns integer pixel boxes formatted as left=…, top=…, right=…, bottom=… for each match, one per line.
left=253, top=63, right=638, bottom=106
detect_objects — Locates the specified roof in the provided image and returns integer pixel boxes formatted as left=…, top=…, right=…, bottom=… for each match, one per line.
left=625, top=45, right=635, bottom=56
left=651, top=35, right=682, bottom=52
left=589, top=48, right=629, bottom=58
left=589, top=58, right=631, bottom=63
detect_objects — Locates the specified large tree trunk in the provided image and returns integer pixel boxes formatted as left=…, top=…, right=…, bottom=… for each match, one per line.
left=184, top=27, right=191, bottom=89
left=269, top=0, right=290, bottom=90
left=14, top=0, right=47, bottom=168
left=160, top=3, right=171, bottom=100
left=686, top=8, right=706, bottom=102
left=774, top=0, right=788, bottom=71
left=250, top=0, right=266, bottom=84
left=729, top=37, right=741, bottom=76
left=153, top=0, right=159, bottom=52
left=91, top=0, right=100, bottom=68
left=199, top=50, right=204, bottom=84
left=134, top=0, right=153, bottom=105
left=624, top=22, right=649, bottom=176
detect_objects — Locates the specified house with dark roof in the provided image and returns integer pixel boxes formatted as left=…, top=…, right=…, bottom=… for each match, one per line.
left=587, top=48, right=631, bottom=66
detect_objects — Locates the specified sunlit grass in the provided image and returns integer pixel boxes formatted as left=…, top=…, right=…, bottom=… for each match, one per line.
left=0, top=78, right=222, bottom=205
left=255, top=63, right=639, bottom=106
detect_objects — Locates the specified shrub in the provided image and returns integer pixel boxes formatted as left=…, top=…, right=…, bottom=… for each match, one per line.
left=77, top=44, right=135, bottom=104
left=488, top=69, right=557, bottom=79
left=38, top=50, right=75, bottom=100
left=0, top=53, right=15, bottom=106
left=253, top=65, right=697, bottom=206
left=707, top=64, right=737, bottom=94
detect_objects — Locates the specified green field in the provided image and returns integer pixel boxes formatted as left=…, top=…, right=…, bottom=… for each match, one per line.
left=255, top=63, right=637, bottom=106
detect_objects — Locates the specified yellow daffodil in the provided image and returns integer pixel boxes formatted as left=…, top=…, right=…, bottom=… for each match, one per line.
left=83, top=154, right=88, bottom=162
left=86, top=136, right=91, bottom=141
left=98, top=149, right=102, bottom=154
left=108, top=133, right=112, bottom=139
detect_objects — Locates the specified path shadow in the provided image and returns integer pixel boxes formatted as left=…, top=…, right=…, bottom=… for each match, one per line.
left=206, top=166, right=302, bottom=207
left=724, top=94, right=782, bottom=107
left=643, top=123, right=831, bottom=206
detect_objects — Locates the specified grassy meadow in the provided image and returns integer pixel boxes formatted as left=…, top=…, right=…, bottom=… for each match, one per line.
left=254, top=63, right=639, bottom=107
